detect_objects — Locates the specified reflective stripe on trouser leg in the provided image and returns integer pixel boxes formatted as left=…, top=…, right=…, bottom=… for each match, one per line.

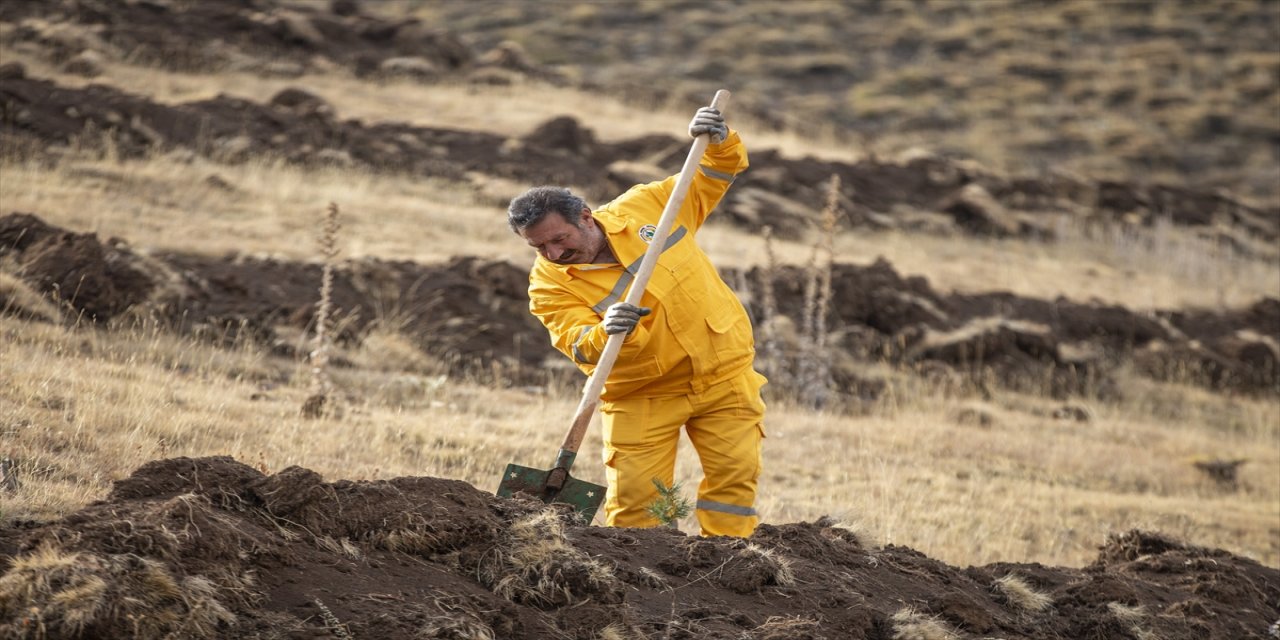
left=599, top=393, right=692, bottom=528
left=685, top=369, right=767, bottom=538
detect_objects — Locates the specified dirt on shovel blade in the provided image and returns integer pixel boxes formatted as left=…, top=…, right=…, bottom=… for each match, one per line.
left=496, top=462, right=606, bottom=524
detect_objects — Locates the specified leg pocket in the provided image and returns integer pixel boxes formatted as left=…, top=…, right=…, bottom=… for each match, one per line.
left=600, top=396, right=650, bottom=449
left=752, top=422, right=766, bottom=482
left=732, top=370, right=768, bottom=420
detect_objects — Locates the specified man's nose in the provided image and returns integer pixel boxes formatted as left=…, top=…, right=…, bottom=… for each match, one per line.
left=544, top=245, right=563, bottom=260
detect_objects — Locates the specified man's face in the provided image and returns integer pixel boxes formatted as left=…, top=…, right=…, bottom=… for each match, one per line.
left=519, top=208, right=600, bottom=265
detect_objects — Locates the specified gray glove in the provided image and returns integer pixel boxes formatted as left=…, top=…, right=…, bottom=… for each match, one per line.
left=688, top=106, right=727, bottom=143
left=602, top=302, right=652, bottom=335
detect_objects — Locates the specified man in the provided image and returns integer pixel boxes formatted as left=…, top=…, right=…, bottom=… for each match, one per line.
left=506, top=105, right=766, bottom=538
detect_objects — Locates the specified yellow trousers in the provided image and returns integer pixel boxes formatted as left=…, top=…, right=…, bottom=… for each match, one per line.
left=599, top=368, right=766, bottom=537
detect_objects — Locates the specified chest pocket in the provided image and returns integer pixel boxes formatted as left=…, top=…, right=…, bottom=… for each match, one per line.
left=654, top=226, right=694, bottom=272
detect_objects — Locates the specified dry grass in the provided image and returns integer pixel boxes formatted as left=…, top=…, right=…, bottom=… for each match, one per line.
left=3, top=39, right=1275, bottom=310
left=474, top=509, right=622, bottom=607
left=1108, top=602, right=1157, bottom=640
left=389, top=0, right=1280, bottom=204
left=0, top=283, right=1277, bottom=569
left=1, top=41, right=1278, bottom=573
left=890, top=607, right=958, bottom=640
left=0, top=43, right=854, bottom=162
left=4, top=145, right=1273, bottom=314
left=734, top=543, right=796, bottom=587
left=0, top=544, right=235, bottom=639
left=746, top=615, right=823, bottom=638
left=418, top=615, right=496, bottom=640
left=0, top=272, right=61, bottom=323
left=0, top=150, right=508, bottom=264
left=993, top=573, right=1054, bottom=614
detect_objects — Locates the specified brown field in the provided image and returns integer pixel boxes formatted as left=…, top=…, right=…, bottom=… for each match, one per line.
left=1, top=1, right=1277, bottom=638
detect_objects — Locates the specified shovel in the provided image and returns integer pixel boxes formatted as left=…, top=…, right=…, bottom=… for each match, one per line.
left=497, top=90, right=732, bottom=523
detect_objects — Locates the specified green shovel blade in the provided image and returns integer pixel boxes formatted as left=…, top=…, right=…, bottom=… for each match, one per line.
left=496, top=463, right=606, bottom=524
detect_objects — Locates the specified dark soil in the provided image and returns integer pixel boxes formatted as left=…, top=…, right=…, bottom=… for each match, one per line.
left=4, top=0, right=1279, bottom=207
left=1, top=457, right=1276, bottom=639
left=2, top=71, right=1277, bottom=246
left=3, top=213, right=1277, bottom=400
left=0, top=0, right=530, bottom=81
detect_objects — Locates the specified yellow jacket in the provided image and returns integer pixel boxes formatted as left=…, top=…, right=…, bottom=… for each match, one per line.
left=529, top=131, right=754, bottom=401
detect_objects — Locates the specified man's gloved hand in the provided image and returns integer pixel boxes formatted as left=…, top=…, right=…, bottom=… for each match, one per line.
left=602, top=302, right=652, bottom=335
left=688, top=106, right=727, bottom=143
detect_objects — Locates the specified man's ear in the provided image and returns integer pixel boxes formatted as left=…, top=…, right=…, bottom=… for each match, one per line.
left=579, top=207, right=593, bottom=224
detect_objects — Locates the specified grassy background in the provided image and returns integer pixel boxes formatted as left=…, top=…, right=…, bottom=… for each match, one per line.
left=1, top=1, right=1278, bottom=569
left=392, top=0, right=1280, bottom=206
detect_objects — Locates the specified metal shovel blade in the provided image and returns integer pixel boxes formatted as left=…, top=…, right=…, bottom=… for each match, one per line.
left=496, top=463, right=606, bottom=523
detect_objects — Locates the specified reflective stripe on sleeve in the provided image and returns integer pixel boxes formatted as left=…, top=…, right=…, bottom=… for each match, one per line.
left=696, top=499, right=757, bottom=517
left=572, top=326, right=594, bottom=364
left=699, top=164, right=736, bottom=183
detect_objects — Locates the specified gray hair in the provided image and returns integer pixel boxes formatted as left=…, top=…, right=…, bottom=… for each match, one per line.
left=507, top=186, right=587, bottom=233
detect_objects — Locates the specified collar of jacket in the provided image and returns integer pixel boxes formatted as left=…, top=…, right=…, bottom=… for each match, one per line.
left=535, top=210, right=630, bottom=279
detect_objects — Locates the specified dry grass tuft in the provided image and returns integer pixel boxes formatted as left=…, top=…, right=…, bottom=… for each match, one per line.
left=0, top=544, right=234, bottom=639
left=595, top=622, right=644, bottom=640
left=718, top=543, right=798, bottom=594
left=741, top=544, right=797, bottom=587
left=993, top=573, right=1053, bottom=613
left=0, top=272, right=62, bottom=324
left=636, top=566, right=668, bottom=590
left=416, top=593, right=499, bottom=640
left=317, top=535, right=363, bottom=561
left=476, top=509, right=623, bottom=608
left=819, top=518, right=876, bottom=550
left=745, top=615, right=823, bottom=639
left=417, top=615, right=496, bottom=640
left=890, top=607, right=958, bottom=640
left=312, top=597, right=353, bottom=640
left=1107, top=601, right=1148, bottom=624
left=377, top=528, right=444, bottom=556
left=1107, top=601, right=1159, bottom=639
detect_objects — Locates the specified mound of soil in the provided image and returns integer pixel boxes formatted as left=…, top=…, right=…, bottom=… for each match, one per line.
left=0, top=0, right=557, bottom=83
left=6, top=0, right=1279, bottom=207
left=395, top=1, right=1280, bottom=207
left=0, top=456, right=1276, bottom=639
left=750, top=259, right=1279, bottom=399
left=0, top=212, right=154, bottom=322
left=2, top=73, right=1276, bottom=247
left=3, top=213, right=1277, bottom=399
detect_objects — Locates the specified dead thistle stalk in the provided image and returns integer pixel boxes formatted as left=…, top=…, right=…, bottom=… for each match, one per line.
left=798, top=175, right=840, bottom=408
left=759, top=225, right=784, bottom=386
left=302, top=202, right=341, bottom=418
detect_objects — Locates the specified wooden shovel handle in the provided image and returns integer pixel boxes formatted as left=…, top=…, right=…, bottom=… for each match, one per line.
left=555, top=90, right=731, bottom=464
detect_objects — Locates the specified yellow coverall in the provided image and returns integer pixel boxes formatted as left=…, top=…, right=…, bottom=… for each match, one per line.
left=528, top=130, right=765, bottom=537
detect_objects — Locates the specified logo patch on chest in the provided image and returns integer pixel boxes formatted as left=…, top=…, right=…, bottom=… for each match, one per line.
left=638, top=224, right=657, bottom=244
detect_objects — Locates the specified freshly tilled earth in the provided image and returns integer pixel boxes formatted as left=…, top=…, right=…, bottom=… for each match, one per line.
left=2, top=213, right=1276, bottom=400
left=0, top=456, right=1276, bottom=639
left=2, top=3, right=1279, bottom=637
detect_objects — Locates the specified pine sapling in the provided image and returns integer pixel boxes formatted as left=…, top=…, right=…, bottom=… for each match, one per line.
left=645, top=478, right=693, bottom=528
